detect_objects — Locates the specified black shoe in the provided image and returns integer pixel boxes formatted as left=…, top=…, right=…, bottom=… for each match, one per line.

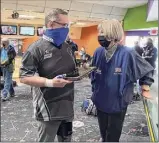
left=1, top=96, right=10, bottom=102
left=1, top=98, right=6, bottom=102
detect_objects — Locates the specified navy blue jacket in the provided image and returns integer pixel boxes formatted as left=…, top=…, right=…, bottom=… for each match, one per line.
left=91, top=45, right=154, bottom=113
left=0, top=45, right=16, bottom=66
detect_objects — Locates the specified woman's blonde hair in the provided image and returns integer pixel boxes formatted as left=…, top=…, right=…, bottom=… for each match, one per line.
left=98, top=19, right=124, bottom=42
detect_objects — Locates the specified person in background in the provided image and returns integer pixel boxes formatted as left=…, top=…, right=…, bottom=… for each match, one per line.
left=85, top=54, right=91, bottom=62
left=134, top=41, right=144, bottom=99
left=91, top=19, right=154, bottom=142
left=6, top=26, right=14, bottom=34
left=142, top=38, right=158, bottom=74
left=66, top=36, right=78, bottom=63
left=20, top=8, right=76, bottom=142
left=134, top=41, right=143, bottom=56
left=79, top=47, right=86, bottom=67
left=0, top=38, right=16, bottom=101
left=84, top=53, right=92, bottom=68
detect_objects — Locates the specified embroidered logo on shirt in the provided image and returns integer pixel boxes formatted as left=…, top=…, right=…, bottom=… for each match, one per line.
left=45, top=50, right=49, bottom=54
left=44, top=50, right=52, bottom=59
left=114, top=68, right=122, bottom=75
left=96, top=69, right=102, bottom=74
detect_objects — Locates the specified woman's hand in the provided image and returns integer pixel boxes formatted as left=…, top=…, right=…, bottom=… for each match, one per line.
left=142, top=90, right=153, bottom=99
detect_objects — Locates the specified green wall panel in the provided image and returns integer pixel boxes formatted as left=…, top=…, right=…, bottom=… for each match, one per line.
left=124, top=4, right=158, bottom=30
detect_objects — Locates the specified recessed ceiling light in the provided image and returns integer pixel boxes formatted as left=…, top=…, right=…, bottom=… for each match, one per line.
left=19, top=15, right=36, bottom=19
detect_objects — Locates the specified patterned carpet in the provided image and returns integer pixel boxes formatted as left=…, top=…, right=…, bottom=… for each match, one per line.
left=1, top=78, right=150, bottom=142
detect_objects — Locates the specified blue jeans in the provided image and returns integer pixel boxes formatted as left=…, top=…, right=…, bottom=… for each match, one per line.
left=10, top=84, right=15, bottom=95
left=1, top=67, right=13, bottom=98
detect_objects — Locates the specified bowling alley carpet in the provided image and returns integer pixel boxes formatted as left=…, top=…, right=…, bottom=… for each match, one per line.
left=1, top=78, right=150, bottom=142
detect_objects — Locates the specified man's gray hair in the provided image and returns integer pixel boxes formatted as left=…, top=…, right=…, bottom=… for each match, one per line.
left=45, top=8, right=68, bottom=26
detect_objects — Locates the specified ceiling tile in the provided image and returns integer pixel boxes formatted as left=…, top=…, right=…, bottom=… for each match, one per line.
left=17, top=0, right=45, bottom=7
left=44, top=7, right=69, bottom=15
left=76, top=0, right=101, bottom=4
left=75, top=0, right=148, bottom=8
left=1, top=3, right=17, bottom=10
left=69, top=11, right=90, bottom=17
left=44, top=8, right=56, bottom=14
left=17, top=5, right=44, bottom=13
left=92, top=4, right=112, bottom=14
left=101, top=0, right=148, bottom=8
left=88, top=17, right=102, bottom=22
left=69, top=16, right=78, bottom=22
left=109, top=15, right=124, bottom=20
left=111, top=7, right=127, bottom=16
left=1, top=0, right=17, bottom=4
left=70, top=1, right=93, bottom=12
left=69, top=16, right=78, bottom=19
left=90, top=13, right=110, bottom=19
left=45, top=0, right=71, bottom=10
left=77, top=17, right=88, bottom=21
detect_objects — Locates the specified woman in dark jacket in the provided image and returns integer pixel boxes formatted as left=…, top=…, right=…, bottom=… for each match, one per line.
left=91, top=19, right=154, bottom=142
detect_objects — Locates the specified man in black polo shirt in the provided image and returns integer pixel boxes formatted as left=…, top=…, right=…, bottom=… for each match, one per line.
left=20, top=9, right=76, bottom=142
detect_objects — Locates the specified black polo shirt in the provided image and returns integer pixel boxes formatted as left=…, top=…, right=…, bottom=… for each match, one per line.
left=20, top=38, right=76, bottom=121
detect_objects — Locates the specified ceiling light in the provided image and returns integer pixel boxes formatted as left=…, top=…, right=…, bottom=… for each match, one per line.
left=19, top=15, right=36, bottom=19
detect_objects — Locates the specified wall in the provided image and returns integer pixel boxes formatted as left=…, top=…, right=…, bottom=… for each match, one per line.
left=73, top=25, right=99, bottom=56
left=22, top=36, right=39, bottom=52
left=69, top=27, right=82, bottom=39
left=124, top=4, right=158, bottom=30
left=81, top=26, right=100, bottom=56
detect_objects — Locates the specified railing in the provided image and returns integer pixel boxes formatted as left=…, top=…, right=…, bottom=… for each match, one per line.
left=143, top=73, right=158, bottom=142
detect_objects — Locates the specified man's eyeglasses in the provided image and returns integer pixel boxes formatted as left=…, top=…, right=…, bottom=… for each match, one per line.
left=53, top=21, right=69, bottom=28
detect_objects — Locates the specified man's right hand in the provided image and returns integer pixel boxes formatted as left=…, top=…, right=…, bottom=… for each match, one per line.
left=52, top=77, right=72, bottom=87
left=20, top=76, right=73, bottom=88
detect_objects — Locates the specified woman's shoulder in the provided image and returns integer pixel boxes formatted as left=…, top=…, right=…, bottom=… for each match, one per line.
left=117, top=44, right=135, bottom=54
left=94, top=46, right=105, bottom=53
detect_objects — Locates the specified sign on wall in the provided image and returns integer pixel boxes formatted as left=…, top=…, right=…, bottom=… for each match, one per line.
left=149, top=29, right=158, bottom=36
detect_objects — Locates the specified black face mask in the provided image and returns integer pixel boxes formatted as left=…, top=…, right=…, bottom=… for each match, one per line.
left=3, top=44, right=6, bottom=47
left=98, top=36, right=111, bottom=50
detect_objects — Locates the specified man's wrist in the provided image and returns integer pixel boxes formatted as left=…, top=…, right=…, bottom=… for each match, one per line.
left=141, top=85, right=150, bottom=91
left=44, top=79, right=54, bottom=87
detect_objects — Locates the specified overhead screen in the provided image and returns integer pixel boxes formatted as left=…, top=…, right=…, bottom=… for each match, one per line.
left=1, top=25, right=17, bottom=35
left=19, top=26, right=35, bottom=36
